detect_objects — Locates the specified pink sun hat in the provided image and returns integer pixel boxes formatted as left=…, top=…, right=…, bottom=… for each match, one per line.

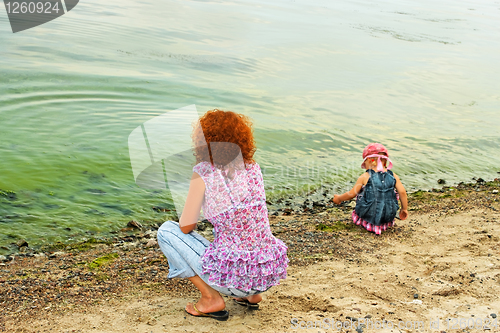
left=361, top=143, right=393, bottom=172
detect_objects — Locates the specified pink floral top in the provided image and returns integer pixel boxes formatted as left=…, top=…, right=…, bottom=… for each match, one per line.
left=193, top=161, right=288, bottom=292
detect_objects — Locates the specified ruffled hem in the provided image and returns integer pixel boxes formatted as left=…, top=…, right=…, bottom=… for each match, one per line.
left=205, top=269, right=288, bottom=292
left=352, top=211, right=394, bottom=235
left=200, top=242, right=289, bottom=292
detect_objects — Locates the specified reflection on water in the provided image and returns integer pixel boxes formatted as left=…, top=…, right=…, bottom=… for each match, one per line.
left=0, top=0, right=499, bottom=251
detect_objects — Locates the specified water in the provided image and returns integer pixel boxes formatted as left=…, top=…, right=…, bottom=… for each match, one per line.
left=1, top=0, right=499, bottom=252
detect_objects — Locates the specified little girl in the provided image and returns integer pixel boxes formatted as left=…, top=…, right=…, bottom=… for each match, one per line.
left=333, top=143, right=408, bottom=235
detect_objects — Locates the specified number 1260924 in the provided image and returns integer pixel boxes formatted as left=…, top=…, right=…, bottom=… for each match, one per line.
left=5, top=2, right=61, bottom=14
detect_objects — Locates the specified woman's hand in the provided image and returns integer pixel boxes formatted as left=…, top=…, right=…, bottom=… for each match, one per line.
left=333, top=195, right=342, bottom=205
left=399, top=209, right=408, bottom=220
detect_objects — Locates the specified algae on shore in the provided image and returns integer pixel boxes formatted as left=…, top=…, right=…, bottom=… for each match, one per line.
left=88, top=253, right=119, bottom=270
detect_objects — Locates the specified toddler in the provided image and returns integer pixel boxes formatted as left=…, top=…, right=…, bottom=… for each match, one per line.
left=333, top=143, right=408, bottom=235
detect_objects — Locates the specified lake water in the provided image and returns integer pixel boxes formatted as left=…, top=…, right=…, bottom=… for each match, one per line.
left=1, top=0, right=499, bottom=252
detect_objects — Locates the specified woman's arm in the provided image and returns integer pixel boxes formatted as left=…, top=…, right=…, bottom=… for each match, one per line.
left=333, top=173, right=369, bottom=204
left=179, top=172, right=205, bottom=234
left=393, top=173, right=408, bottom=220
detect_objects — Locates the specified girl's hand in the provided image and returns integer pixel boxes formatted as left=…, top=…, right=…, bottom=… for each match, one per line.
left=333, top=195, right=341, bottom=205
left=399, top=209, right=408, bottom=220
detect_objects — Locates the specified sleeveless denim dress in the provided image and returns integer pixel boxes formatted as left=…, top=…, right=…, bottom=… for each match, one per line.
left=352, top=169, right=399, bottom=235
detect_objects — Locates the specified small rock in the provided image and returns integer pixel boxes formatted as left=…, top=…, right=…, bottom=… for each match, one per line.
left=121, top=242, right=138, bottom=251
left=127, top=220, right=143, bottom=229
left=16, top=239, right=28, bottom=248
left=348, top=201, right=356, bottom=208
left=197, top=222, right=207, bottom=231
left=491, top=313, right=497, bottom=318
left=34, top=253, right=46, bottom=258
left=49, top=251, right=65, bottom=259
left=152, top=206, right=170, bottom=212
left=414, top=293, right=419, bottom=299
left=492, top=190, right=499, bottom=194
left=364, top=315, right=372, bottom=319
left=477, top=178, right=485, bottom=183
left=437, top=179, right=446, bottom=184
left=0, top=255, right=6, bottom=262
left=145, top=239, right=158, bottom=248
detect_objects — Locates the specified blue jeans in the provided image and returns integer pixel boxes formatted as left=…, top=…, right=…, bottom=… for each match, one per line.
left=157, top=220, right=265, bottom=298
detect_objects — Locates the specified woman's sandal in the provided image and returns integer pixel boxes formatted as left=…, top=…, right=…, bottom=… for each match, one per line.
left=233, top=298, right=260, bottom=310
left=185, top=303, right=229, bottom=321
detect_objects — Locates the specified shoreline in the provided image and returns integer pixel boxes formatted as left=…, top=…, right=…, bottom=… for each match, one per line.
left=0, top=178, right=499, bottom=332
left=1, top=176, right=499, bottom=259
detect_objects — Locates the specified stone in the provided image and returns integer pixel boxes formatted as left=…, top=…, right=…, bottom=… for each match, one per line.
left=48, top=251, right=65, bottom=259
left=145, top=239, right=158, bottom=248
left=491, top=313, right=497, bottom=319
left=121, top=242, right=138, bottom=251
left=127, top=220, right=143, bottom=229
left=414, top=293, right=419, bottom=299
left=0, top=255, right=6, bottom=262
left=16, top=239, right=28, bottom=248
left=145, top=230, right=157, bottom=238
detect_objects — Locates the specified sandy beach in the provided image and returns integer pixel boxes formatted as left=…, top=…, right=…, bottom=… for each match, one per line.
left=1, top=180, right=499, bottom=333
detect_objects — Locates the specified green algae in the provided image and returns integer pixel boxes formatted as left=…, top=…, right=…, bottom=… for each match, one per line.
left=88, top=253, right=119, bottom=270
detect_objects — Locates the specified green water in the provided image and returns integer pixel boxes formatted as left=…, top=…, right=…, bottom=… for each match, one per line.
left=1, top=0, right=499, bottom=252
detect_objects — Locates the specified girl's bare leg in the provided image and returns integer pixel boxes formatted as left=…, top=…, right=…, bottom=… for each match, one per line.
left=185, top=276, right=226, bottom=315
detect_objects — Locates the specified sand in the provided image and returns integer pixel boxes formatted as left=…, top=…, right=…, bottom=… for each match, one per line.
left=2, top=184, right=500, bottom=333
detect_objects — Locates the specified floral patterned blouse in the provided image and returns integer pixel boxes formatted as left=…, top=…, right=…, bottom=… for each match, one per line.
left=193, top=161, right=288, bottom=292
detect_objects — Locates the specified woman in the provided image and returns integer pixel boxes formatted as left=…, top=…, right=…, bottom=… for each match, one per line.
left=157, top=109, right=288, bottom=320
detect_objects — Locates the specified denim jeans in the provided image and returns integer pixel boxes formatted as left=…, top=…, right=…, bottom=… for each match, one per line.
left=157, top=220, right=265, bottom=297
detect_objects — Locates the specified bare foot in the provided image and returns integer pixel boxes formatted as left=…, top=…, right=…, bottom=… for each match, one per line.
left=185, top=295, right=226, bottom=316
left=234, top=294, right=262, bottom=304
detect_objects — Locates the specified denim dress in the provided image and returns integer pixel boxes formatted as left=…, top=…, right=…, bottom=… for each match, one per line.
left=354, top=169, right=399, bottom=226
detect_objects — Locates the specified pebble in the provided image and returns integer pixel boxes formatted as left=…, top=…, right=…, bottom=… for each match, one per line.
left=49, top=251, right=66, bottom=259
left=492, top=190, right=499, bottom=194
left=491, top=313, right=497, bottom=318
left=414, top=293, right=419, bottom=299
left=127, top=220, right=143, bottom=229
left=16, top=239, right=28, bottom=248
left=145, top=239, right=158, bottom=248
left=145, top=230, right=157, bottom=238
left=0, top=255, right=6, bottom=262
left=121, top=242, right=138, bottom=251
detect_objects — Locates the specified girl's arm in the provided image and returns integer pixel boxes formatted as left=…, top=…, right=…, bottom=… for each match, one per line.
left=179, top=172, right=205, bottom=234
left=333, top=173, right=369, bottom=204
left=393, top=173, right=408, bottom=220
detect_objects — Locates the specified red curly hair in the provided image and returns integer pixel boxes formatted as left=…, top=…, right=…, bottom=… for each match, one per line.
left=192, top=109, right=256, bottom=166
